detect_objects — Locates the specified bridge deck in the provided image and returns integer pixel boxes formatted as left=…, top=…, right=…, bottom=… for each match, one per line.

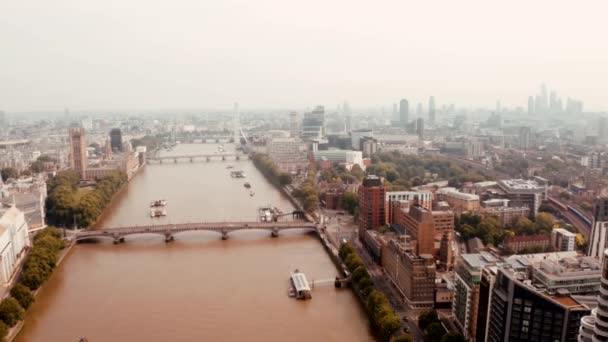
left=76, top=221, right=318, bottom=239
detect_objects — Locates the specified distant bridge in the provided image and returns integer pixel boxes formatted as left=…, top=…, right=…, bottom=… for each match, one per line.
left=147, top=153, right=249, bottom=163
left=76, top=221, right=319, bottom=243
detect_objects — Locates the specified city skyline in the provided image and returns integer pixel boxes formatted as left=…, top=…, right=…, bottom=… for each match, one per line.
left=1, top=0, right=608, bottom=112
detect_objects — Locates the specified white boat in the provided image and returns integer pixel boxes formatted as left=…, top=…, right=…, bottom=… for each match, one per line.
left=150, top=208, right=167, bottom=217
left=150, top=199, right=167, bottom=207
left=250, top=190, right=255, bottom=197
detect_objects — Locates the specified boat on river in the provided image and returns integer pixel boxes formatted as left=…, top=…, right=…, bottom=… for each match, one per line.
left=150, top=199, right=167, bottom=207
left=150, top=208, right=167, bottom=217
left=244, top=182, right=251, bottom=188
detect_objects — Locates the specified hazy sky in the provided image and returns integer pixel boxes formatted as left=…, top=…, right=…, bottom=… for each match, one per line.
left=1, top=0, right=607, bottom=112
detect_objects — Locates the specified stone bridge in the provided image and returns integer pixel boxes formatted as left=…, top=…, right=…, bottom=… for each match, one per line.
left=76, top=221, right=319, bottom=243
left=147, top=153, right=249, bottom=163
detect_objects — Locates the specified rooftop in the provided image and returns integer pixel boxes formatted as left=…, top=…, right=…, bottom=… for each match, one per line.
left=498, top=179, right=545, bottom=192
left=552, top=227, right=577, bottom=237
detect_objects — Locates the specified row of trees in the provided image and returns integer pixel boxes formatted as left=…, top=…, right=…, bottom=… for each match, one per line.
left=367, top=152, right=489, bottom=191
left=131, top=135, right=164, bottom=152
left=456, top=211, right=558, bottom=247
left=339, top=243, right=403, bottom=342
left=292, top=165, right=319, bottom=212
left=0, top=227, right=65, bottom=340
left=319, top=164, right=365, bottom=185
left=418, top=310, right=464, bottom=342
left=46, top=170, right=127, bottom=227
left=252, top=154, right=292, bottom=186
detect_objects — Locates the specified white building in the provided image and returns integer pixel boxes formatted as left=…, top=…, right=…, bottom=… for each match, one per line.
left=267, top=138, right=307, bottom=172
left=313, top=150, right=363, bottom=168
left=386, top=191, right=433, bottom=209
left=0, top=205, right=31, bottom=285
left=551, top=228, right=576, bottom=252
left=589, top=197, right=608, bottom=260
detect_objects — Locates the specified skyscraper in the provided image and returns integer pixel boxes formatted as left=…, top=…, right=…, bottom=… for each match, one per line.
left=289, top=112, right=300, bottom=138
left=577, top=249, right=608, bottom=341
left=69, top=127, right=88, bottom=180
left=428, top=96, right=436, bottom=125
left=110, top=128, right=123, bottom=152
left=416, top=102, right=423, bottom=117
left=541, top=83, right=548, bottom=112
left=527, top=96, right=534, bottom=115
left=301, top=105, right=325, bottom=139
left=588, top=197, right=608, bottom=260
left=598, top=116, right=607, bottom=139
left=399, top=99, right=409, bottom=127
left=392, top=103, right=398, bottom=121
left=416, top=117, right=424, bottom=138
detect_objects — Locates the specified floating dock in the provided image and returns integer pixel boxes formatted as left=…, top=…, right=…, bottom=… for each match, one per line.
left=290, top=270, right=312, bottom=300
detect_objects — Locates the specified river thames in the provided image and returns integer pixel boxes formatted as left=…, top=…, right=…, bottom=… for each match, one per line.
left=16, top=143, right=374, bottom=342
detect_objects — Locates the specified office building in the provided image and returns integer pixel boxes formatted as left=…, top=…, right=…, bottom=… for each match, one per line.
left=110, top=128, right=123, bottom=152
left=481, top=205, right=530, bottom=228
left=289, top=112, right=300, bottom=139
left=416, top=118, right=424, bottom=138
left=435, top=187, right=480, bottom=214
left=529, top=255, right=600, bottom=295
left=497, top=179, right=546, bottom=217
left=69, top=127, right=88, bottom=179
left=488, top=267, right=591, bottom=342
left=453, top=253, right=498, bottom=341
left=267, top=138, right=307, bottom=172
left=313, top=150, right=363, bottom=168
left=399, top=99, right=409, bottom=127
left=360, top=137, right=378, bottom=158
left=577, top=249, right=608, bottom=342
left=358, top=176, right=386, bottom=238
left=0, top=205, right=31, bottom=285
left=398, top=204, right=435, bottom=255
left=382, top=236, right=435, bottom=309
left=429, top=96, right=436, bottom=125
left=302, top=106, right=325, bottom=139
left=588, top=197, right=608, bottom=260
left=386, top=190, right=433, bottom=213
left=518, top=126, right=531, bottom=151
left=551, top=228, right=577, bottom=252
left=476, top=266, right=499, bottom=341
left=350, top=129, right=373, bottom=150
left=528, top=96, right=534, bottom=116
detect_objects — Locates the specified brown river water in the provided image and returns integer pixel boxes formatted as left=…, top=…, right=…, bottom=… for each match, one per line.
left=16, top=143, right=373, bottom=342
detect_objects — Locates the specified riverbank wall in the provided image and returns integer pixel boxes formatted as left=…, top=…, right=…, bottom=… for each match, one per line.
left=6, top=238, right=76, bottom=342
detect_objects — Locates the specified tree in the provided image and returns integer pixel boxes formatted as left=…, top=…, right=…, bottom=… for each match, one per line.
left=343, top=192, right=359, bottom=214
left=576, top=233, right=586, bottom=248
left=441, top=332, right=465, bottom=342
left=11, top=284, right=34, bottom=310
left=534, top=212, right=555, bottom=234
left=0, top=297, right=24, bottom=327
left=426, top=322, right=445, bottom=341
left=393, top=335, right=413, bottom=342
left=0, top=321, right=7, bottom=341
left=1, top=167, right=18, bottom=182
left=418, top=310, right=439, bottom=330
left=379, top=314, right=401, bottom=341
left=514, top=217, right=535, bottom=235
left=339, top=242, right=356, bottom=260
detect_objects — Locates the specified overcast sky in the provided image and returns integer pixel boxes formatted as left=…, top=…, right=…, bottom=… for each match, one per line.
left=1, top=0, right=607, bottom=112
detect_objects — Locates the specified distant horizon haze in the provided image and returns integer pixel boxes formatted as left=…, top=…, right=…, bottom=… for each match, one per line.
left=1, top=0, right=607, bottom=112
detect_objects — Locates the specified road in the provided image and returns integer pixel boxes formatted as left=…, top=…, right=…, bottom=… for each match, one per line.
left=321, top=209, right=427, bottom=342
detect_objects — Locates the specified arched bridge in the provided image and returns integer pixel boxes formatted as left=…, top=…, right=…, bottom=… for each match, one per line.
left=75, top=221, right=319, bottom=243
left=147, top=153, right=249, bottom=164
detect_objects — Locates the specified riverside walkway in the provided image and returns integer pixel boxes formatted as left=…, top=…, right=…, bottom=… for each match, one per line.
left=75, top=221, right=319, bottom=243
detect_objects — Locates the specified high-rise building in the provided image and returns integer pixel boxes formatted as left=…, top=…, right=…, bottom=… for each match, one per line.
left=416, top=117, right=424, bottom=138
left=110, top=128, right=123, bottom=152
left=598, top=116, right=607, bottom=140
left=416, top=102, right=423, bottom=117
left=429, top=96, right=436, bottom=125
left=69, top=127, right=88, bottom=179
left=551, top=228, right=576, bottom=252
left=399, top=99, right=409, bottom=127
left=302, top=106, right=325, bottom=139
left=453, top=253, right=498, bottom=341
left=488, top=266, right=591, bottom=342
left=577, top=249, right=608, bottom=342
left=392, top=103, right=398, bottom=121
left=397, top=204, right=435, bottom=255
left=528, top=96, right=534, bottom=115
left=358, top=175, right=386, bottom=238
left=497, top=179, right=546, bottom=217
left=588, top=197, right=608, bottom=260
left=289, top=112, right=300, bottom=139
left=518, top=126, right=531, bottom=151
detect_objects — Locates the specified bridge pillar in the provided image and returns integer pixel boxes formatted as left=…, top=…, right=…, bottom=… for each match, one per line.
left=221, top=230, right=229, bottom=240
left=222, top=156, right=226, bottom=161
left=190, top=157, right=193, bottom=163
left=165, top=233, right=174, bottom=243
left=206, top=157, right=210, bottom=162
left=160, top=160, right=163, bottom=164
left=271, top=227, right=279, bottom=238
left=113, top=235, right=125, bottom=244
left=236, top=155, right=240, bottom=160
left=174, top=158, right=178, bottom=163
